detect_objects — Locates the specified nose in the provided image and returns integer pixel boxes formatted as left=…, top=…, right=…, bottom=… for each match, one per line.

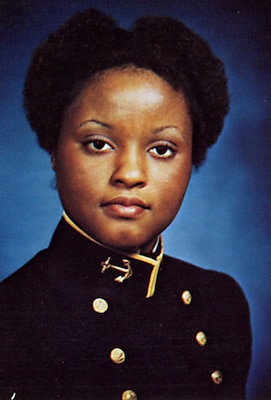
left=111, top=148, right=147, bottom=189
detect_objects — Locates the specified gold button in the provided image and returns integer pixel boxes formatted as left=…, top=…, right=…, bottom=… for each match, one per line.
left=211, top=370, right=223, bottom=384
left=181, top=290, right=192, bottom=305
left=195, top=331, right=207, bottom=346
left=92, top=298, right=108, bottom=313
left=122, top=390, right=137, bottom=400
left=110, top=348, right=125, bottom=364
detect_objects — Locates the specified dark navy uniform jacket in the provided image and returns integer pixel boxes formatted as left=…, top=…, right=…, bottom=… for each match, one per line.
left=0, top=217, right=252, bottom=400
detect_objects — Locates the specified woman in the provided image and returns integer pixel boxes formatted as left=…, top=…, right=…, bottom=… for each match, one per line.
left=0, top=8, right=251, bottom=400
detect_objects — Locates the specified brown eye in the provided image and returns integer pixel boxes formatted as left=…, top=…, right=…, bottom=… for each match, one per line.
left=92, top=140, right=107, bottom=150
left=148, top=143, right=176, bottom=159
left=156, top=146, right=169, bottom=155
left=84, top=138, right=113, bottom=153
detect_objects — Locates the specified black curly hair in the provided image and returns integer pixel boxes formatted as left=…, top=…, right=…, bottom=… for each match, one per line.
left=23, top=8, right=229, bottom=168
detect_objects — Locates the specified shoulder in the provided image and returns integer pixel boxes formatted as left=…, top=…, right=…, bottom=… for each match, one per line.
left=0, top=249, right=51, bottom=306
left=161, top=253, right=230, bottom=285
left=162, top=254, right=247, bottom=296
left=1, top=218, right=71, bottom=294
left=1, top=249, right=48, bottom=283
left=159, top=254, right=251, bottom=321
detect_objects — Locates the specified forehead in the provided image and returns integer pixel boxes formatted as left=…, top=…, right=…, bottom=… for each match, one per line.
left=67, top=66, right=190, bottom=119
left=100, top=69, right=165, bottom=108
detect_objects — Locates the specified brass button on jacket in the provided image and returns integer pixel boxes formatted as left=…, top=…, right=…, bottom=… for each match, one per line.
left=195, top=331, right=207, bottom=346
left=110, top=348, right=126, bottom=364
left=181, top=290, right=192, bottom=305
left=211, top=370, right=223, bottom=385
left=122, top=389, right=137, bottom=400
left=92, top=297, right=108, bottom=313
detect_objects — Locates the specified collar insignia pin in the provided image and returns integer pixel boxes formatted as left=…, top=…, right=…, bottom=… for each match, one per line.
left=101, top=257, right=133, bottom=283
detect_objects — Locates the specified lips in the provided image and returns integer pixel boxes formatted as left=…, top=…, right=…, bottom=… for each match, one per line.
left=101, top=196, right=150, bottom=218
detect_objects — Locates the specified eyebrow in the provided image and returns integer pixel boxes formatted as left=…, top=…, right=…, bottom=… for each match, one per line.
left=79, top=119, right=112, bottom=129
left=154, top=125, right=186, bottom=140
left=153, top=125, right=179, bottom=134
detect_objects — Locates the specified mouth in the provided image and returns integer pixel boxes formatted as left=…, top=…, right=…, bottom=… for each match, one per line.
left=101, top=196, right=150, bottom=218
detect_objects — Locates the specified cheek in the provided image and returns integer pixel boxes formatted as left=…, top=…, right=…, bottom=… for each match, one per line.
left=55, top=154, right=112, bottom=200
left=157, top=167, right=191, bottom=215
left=160, top=182, right=187, bottom=211
left=154, top=160, right=191, bottom=196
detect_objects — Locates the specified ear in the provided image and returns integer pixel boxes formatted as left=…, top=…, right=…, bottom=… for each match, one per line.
left=50, top=151, right=56, bottom=171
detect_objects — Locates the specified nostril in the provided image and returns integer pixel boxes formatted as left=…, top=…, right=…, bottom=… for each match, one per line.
left=111, top=157, right=147, bottom=188
left=113, top=177, right=146, bottom=189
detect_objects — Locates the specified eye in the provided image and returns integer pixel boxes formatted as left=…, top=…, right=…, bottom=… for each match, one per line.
left=148, top=143, right=177, bottom=159
left=83, top=138, right=114, bottom=153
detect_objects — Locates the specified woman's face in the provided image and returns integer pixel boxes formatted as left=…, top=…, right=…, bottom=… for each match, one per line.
left=53, top=67, right=192, bottom=253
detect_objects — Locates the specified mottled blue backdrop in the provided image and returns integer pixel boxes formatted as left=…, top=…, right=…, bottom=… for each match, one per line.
left=1, top=1, right=270, bottom=399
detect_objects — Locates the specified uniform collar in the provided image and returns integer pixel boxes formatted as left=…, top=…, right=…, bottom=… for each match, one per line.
left=61, top=212, right=163, bottom=298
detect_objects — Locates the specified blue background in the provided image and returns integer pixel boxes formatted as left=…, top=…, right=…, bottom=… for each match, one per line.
left=1, top=1, right=270, bottom=398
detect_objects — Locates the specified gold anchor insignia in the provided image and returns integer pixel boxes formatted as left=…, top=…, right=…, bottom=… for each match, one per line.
left=101, top=257, right=133, bottom=283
